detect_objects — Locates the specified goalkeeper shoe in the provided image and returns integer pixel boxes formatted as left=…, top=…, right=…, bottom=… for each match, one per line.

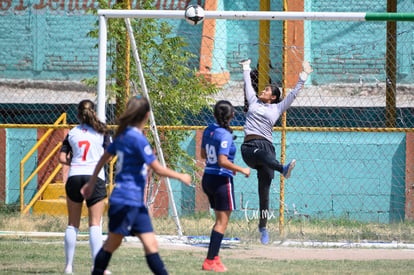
left=239, top=59, right=251, bottom=71
left=259, top=227, right=269, bottom=245
left=282, top=159, right=296, bottom=179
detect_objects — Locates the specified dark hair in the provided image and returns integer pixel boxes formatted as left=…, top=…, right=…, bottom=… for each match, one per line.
left=77, top=99, right=107, bottom=134
left=269, top=83, right=281, bottom=104
left=214, top=100, right=234, bottom=134
left=114, top=96, right=150, bottom=139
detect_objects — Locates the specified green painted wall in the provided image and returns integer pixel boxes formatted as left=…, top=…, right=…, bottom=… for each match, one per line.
left=6, top=129, right=37, bottom=205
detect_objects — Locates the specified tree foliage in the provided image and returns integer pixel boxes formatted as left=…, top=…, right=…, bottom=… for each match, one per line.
left=88, top=0, right=218, bottom=171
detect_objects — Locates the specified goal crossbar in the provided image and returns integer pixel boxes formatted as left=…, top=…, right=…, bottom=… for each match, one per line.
left=96, top=9, right=414, bottom=121
left=97, top=9, right=414, bottom=22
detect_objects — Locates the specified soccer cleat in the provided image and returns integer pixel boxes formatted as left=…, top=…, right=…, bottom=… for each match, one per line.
left=202, top=257, right=227, bottom=272
left=259, top=227, right=269, bottom=245
left=63, top=266, right=73, bottom=274
left=214, top=256, right=228, bottom=272
left=239, top=59, right=251, bottom=71
left=91, top=266, right=112, bottom=275
left=282, top=159, right=296, bottom=179
left=202, top=258, right=216, bottom=272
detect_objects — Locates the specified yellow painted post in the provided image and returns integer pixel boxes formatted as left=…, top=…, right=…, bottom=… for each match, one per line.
left=280, top=0, right=289, bottom=238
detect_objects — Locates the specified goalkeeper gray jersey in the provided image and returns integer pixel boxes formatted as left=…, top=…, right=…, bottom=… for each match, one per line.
left=243, top=70, right=305, bottom=143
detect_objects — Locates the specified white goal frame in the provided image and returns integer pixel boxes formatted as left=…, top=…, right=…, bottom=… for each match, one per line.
left=96, top=9, right=414, bottom=237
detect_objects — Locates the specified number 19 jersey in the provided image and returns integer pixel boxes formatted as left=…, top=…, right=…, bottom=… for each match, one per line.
left=201, top=123, right=236, bottom=178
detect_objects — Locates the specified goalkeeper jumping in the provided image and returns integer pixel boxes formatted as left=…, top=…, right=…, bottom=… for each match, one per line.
left=239, top=59, right=313, bottom=245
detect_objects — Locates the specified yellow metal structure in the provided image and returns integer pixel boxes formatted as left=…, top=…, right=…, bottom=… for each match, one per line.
left=20, top=113, right=67, bottom=213
left=18, top=113, right=114, bottom=216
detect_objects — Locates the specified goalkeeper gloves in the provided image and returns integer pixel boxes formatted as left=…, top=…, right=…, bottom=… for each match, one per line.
left=299, top=60, right=313, bottom=81
left=239, top=59, right=251, bottom=71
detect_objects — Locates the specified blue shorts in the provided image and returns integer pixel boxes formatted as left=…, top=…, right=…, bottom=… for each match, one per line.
left=108, top=204, right=153, bottom=236
left=202, top=173, right=235, bottom=211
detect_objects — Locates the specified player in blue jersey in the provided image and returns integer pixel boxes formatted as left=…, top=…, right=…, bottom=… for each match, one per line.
left=239, top=59, right=313, bottom=245
left=81, top=96, right=192, bottom=275
left=201, top=100, right=250, bottom=272
left=59, top=99, right=111, bottom=275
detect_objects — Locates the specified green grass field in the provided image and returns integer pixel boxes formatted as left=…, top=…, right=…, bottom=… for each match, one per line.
left=2, top=238, right=414, bottom=274
left=2, top=206, right=414, bottom=274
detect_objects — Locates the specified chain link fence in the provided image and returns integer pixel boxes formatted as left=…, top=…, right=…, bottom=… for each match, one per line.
left=1, top=1, right=414, bottom=243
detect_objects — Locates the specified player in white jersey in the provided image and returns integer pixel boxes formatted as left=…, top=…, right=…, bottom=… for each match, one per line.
left=59, top=99, right=111, bottom=274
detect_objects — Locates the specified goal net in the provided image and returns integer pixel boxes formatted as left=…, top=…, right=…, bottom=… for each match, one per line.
left=98, top=5, right=414, bottom=243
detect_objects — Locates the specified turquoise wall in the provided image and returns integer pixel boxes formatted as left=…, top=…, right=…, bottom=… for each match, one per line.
left=0, top=1, right=411, bottom=222
left=169, top=130, right=197, bottom=217
left=177, top=130, right=406, bottom=223
left=0, top=3, right=98, bottom=80
left=6, top=129, right=38, bottom=204
left=2, top=1, right=413, bottom=83
left=1, top=128, right=407, bottom=223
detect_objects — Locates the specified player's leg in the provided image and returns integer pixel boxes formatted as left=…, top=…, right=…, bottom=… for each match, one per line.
left=242, top=141, right=296, bottom=178
left=88, top=200, right=105, bottom=257
left=64, top=197, right=82, bottom=274
left=88, top=200, right=108, bottom=274
left=64, top=176, right=84, bottom=274
left=203, top=176, right=233, bottom=272
left=92, top=232, right=123, bottom=275
left=129, top=206, right=168, bottom=275
left=204, top=210, right=230, bottom=272
left=92, top=203, right=131, bottom=275
left=257, top=167, right=273, bottom=245
left=137, top=232, right=168, bottom=275
left=241, top=143, right=282, bottom=171
left=86, top=177, right=107, bottom=262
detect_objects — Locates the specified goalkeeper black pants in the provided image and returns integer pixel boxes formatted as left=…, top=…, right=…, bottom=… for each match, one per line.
left=241, top=138, right=283, bottom=228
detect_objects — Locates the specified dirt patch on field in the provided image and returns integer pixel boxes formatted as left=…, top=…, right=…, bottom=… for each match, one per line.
left=123, top=236, right=414, bottom=261
left=222, top=245, right=414, bottom=260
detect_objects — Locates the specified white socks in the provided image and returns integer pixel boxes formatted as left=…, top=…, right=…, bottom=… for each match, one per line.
left=89, top=225, right=103, bottom=262
left=64, top=225, right=104, bottom=273
left=64, top=225, right=79, bottom=274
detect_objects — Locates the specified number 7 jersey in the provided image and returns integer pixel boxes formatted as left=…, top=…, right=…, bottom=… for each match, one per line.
left=62, top=124, right=109, bottom=180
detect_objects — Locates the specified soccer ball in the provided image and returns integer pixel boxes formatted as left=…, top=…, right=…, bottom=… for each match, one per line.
left=184, top=5, right=205, bottom=25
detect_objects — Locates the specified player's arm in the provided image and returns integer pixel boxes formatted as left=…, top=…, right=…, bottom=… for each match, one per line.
left=81, top=151, right=112, bottom=199
left=218, top=154, right=250, bottom=177
left=277, top=61, right=313, bottom=113
left=58, top=152, right=71, bottom=166
left=149, top=160, right=192, bottom=186
left=200, top=148, right=207, bottom=159
left=59, top=135, right=72, bottom=165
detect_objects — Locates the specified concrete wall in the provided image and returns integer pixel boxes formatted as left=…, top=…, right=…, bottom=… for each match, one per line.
left=171, top=130, right=408, bottom=224
left=1, top=1, right=414, bottom=83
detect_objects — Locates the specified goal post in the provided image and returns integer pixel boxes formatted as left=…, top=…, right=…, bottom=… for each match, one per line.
left=97, top=8, right=414, bottom=241
left=97, top=9, right=414, bottom=122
